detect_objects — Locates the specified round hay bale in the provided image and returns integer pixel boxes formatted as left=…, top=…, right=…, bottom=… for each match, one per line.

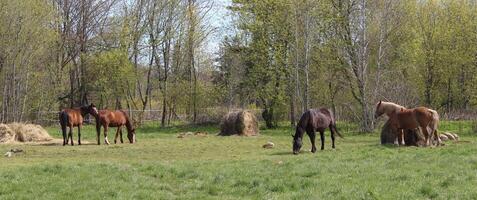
left=380, top=120, right=425, bottom=146
left=0, top=124, right=15, bottom=143
left=219, top=110, right=259, bottom=136
left=1, top=123, right=53, bottom=143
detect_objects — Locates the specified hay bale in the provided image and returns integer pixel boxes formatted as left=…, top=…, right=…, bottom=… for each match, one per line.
left=380, top=120, right=423, bottom=146
left=0, top=124, right=15, bottom=143
left=0, top=123, right=53, bottom=143
left=219, top=110, right=259, bottom=136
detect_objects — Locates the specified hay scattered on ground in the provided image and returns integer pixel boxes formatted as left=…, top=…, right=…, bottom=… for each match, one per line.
left=0, top=123, right=53, bottom=143
left=219, top=110, right=259, bottom=136
left=262, top=142, right=274, bottom=149
left=177, top=131, right=208, bottom=138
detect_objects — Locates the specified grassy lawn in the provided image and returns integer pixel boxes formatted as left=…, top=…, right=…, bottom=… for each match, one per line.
left=0, top=121, right=477, bottom=199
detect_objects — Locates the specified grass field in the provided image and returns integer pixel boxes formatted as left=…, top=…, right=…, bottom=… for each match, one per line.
left=1, top=121, right=477, bottom=199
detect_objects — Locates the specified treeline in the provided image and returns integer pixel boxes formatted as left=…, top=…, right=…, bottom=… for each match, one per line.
left=217, top=0, right=477, bottom=131
left=0, top=0, right=218, bottom=125
left=1, top=0, right=477, bottom=132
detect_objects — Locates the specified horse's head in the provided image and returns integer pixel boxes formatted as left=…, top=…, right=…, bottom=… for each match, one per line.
left=292, top=134, right=302, bottom=155
left=87, top=103, right=99, bottom=117
left=374, top=101, right=384, bottom=119
left=127, top=128, right=136, bottom=143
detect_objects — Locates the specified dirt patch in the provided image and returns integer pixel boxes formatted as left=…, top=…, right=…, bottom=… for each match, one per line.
left=0, top=123, right=53, bottom=143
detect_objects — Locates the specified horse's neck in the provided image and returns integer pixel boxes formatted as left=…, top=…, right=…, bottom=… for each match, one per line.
left=125, top=118, right=133, bottom=132
left=384, top=104, right=404, bottom=117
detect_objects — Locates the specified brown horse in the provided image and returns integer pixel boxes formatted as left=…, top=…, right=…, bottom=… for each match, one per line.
left=375, top=101, right=441, bottom=146
left=292, top=108, right=343, bottom=154
left=95, top=110, right=136, bottom=145
left=388, top=107, right=438, bottom=146
left=59, top=103, right=98, bottom=146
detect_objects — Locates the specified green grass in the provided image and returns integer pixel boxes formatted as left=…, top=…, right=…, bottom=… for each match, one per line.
left=1, top=121, right=477, bottom=199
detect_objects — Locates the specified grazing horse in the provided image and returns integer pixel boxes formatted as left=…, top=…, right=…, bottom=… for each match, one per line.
left=59, top=103, right=98, bottom=146
left=292, top=108, right=343, bottom=154
left=374, top=101, right=441, bottom=146
left=95, top=110, right=136, bottom=145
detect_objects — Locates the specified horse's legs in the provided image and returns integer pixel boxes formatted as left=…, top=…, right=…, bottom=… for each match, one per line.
left=330, top=126, right=336, bottom=149
left=307, top=129, right=317, bottom=153
left=103, top=125, right=110, bottom=145
left=61, top=124, right=67, bottom=146
left=420, top=126, right=430, bottom=147
left=69, top=126, right=74, bottom=146
left=434, top=130, right=442, bottom=146
left=114, top=126, right=121, bottom=144
left=392, top=128, right=401, bottom=146
left=400, top=130, right=405, bottom=146
left=119, top=128, right=124, bottom=143
left=320, top=131, right=325, bottom=150
left=77, top=125, right=82, bottom=145
left=96, top=124, right=101, bottom=145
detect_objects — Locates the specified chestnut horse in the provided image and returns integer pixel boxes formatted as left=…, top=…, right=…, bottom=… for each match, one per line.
left=389, top=107, right=439, bottom=146
left=292, top=108, right=343, bottom=154
left=375, top=101, right=441, bottom=146
left=59, top=103, right=98, bottom=146
left=95, top=110, right=136, bottom=145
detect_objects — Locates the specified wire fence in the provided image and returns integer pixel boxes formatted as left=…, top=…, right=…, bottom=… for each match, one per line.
left=3, top=108, right=477, bottom=135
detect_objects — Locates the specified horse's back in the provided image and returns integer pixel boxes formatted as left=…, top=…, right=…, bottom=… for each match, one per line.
left=60, top=109, right=83, bottom=126
left=98, top=110, right=128, bottom=127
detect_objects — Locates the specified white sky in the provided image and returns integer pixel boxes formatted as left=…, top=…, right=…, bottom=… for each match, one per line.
left=206, top=0, right=233, bottom=54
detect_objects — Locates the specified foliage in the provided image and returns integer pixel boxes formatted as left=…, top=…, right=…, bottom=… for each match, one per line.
left=86, top=49, right=135, bottom=108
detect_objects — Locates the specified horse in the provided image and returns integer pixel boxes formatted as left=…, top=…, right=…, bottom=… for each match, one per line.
left=374, top=101, right=441, bottom=146
left=388, top=107, right=439, bottom=146
left=59, top=103, right=98, bottom=146
left=292, top=108, right=343, bottom=154
left=94, top=110, right=136, bottom=145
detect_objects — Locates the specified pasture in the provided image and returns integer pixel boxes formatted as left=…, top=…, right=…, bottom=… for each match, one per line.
left=0, top=121, right=476, bottom=199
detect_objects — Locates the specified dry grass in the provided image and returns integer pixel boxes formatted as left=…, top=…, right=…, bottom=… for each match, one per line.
left=0, top=123, right=53, bottom=143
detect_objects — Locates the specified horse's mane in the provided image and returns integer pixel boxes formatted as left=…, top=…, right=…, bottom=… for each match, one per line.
left=380, top=101, right=405, bottom=109
left=119, top=110, right=134, bottom=131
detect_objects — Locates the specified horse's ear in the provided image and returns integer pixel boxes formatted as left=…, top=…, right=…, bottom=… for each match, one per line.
left=379, top=100, right=382, bottom=105
left=291, top=134, right=295, bottom=138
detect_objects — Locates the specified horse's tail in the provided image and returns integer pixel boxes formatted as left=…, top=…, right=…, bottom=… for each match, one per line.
left=428, top=109, right=440, bottom=144
left=59, top=111, right=68, bottom=144
left=326, top=109, right=344, bottom=139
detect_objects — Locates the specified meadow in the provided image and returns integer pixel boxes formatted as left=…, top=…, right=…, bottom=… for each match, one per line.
left=0, top=121, right=476, bottom=199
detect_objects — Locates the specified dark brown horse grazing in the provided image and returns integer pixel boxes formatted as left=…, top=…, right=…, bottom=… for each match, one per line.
left=388, top=107, right=438, bottom=146
left=95, top=110, right=136, bottom=145
left=292, top=108, right=343, bottom=154
left=59, top=103, right=98, bottom=146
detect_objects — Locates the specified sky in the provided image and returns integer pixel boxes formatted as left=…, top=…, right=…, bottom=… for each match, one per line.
left=206, top=0, right=233, bottom=54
